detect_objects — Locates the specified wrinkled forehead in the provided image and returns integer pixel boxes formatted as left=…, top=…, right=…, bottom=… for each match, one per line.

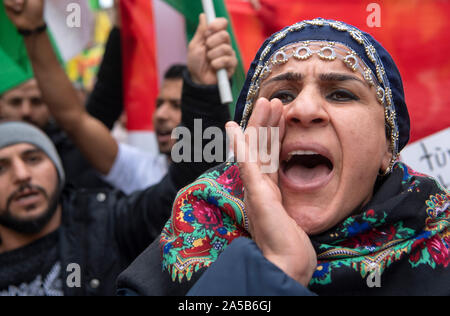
left=245, top=40, right=385, bottom=117
left=260, top=41, right=373, bottom=85
left=238, top=19, right=402, bottom=159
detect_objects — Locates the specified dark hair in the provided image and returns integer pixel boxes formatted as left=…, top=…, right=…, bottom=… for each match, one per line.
left=164, top=64, right=187, bottom=80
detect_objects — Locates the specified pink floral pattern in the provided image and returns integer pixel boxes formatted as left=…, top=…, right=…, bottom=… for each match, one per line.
left=192, top=201, right=223, bottom=227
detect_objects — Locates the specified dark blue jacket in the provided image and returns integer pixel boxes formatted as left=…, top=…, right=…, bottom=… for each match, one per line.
left=117, top=237, right=316, bottom=296
left=187, top=238, right=316, bottom=296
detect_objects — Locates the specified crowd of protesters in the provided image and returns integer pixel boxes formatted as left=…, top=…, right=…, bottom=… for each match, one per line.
left=0, top=0, right=236, bottom=296
left=0, top=0, right=448, bottom=297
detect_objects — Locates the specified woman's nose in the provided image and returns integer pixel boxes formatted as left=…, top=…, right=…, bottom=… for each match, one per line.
left=285, top=87, right=330, bottom=128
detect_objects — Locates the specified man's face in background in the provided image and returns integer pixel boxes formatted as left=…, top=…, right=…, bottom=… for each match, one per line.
left=0, top=79, right=50, bottom=129
left=153, top=78, right=183, bottom=156
left=0, top=143, right=59, bottom=234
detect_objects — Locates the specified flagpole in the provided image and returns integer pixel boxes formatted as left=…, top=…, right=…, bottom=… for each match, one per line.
left=201, top=0, right=233, bottom=105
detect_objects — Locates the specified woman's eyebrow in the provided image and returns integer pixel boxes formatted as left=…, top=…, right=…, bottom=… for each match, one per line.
left=261, top=72, right=303, bottom=87
left=262, top=72, right=367, bottom=88
left=319, top=73, right=367, bottom=86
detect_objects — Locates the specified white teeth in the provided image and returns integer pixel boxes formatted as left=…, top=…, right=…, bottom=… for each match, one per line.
left=286, top=150, right=319, bottom=162
left=290, top=150, right=318, bottom=155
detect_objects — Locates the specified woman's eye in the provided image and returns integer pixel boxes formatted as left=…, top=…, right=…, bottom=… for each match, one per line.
left=269, top=90, right=296, bottom=104
left=327, top=89, right=359, bottom=102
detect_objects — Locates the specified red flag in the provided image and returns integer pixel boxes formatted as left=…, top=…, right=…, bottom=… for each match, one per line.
left=120, top=0, right=159, bottom=131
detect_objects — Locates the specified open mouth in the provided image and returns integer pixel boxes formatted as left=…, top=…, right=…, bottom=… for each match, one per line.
left=156, top=128, right=173, bottom=141
left=156, top=129, right=172, bottom=137
left=281, top=149, right=334, bottom=190
left=156, top=131, right=172, bottom=147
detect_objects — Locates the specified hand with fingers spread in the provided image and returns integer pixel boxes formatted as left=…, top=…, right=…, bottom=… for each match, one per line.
left=3, top=0, right=45, bottom=30
left=226, top=97, right=317, bottom=287
left=187, top=14, right=237, bottom=85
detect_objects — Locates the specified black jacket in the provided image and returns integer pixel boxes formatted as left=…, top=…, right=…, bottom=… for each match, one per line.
left=86, top=27, right=123, bottom=130
left=58, top=74, right=230, bottom=295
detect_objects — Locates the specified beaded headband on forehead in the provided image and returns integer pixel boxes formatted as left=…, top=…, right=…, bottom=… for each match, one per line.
left=235, top=18, right=410, bottom=174
left=258, top=41, right=385, bottom=103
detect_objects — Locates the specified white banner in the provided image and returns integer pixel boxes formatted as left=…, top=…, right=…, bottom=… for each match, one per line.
left=401, top=128, right=450, bottom=188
